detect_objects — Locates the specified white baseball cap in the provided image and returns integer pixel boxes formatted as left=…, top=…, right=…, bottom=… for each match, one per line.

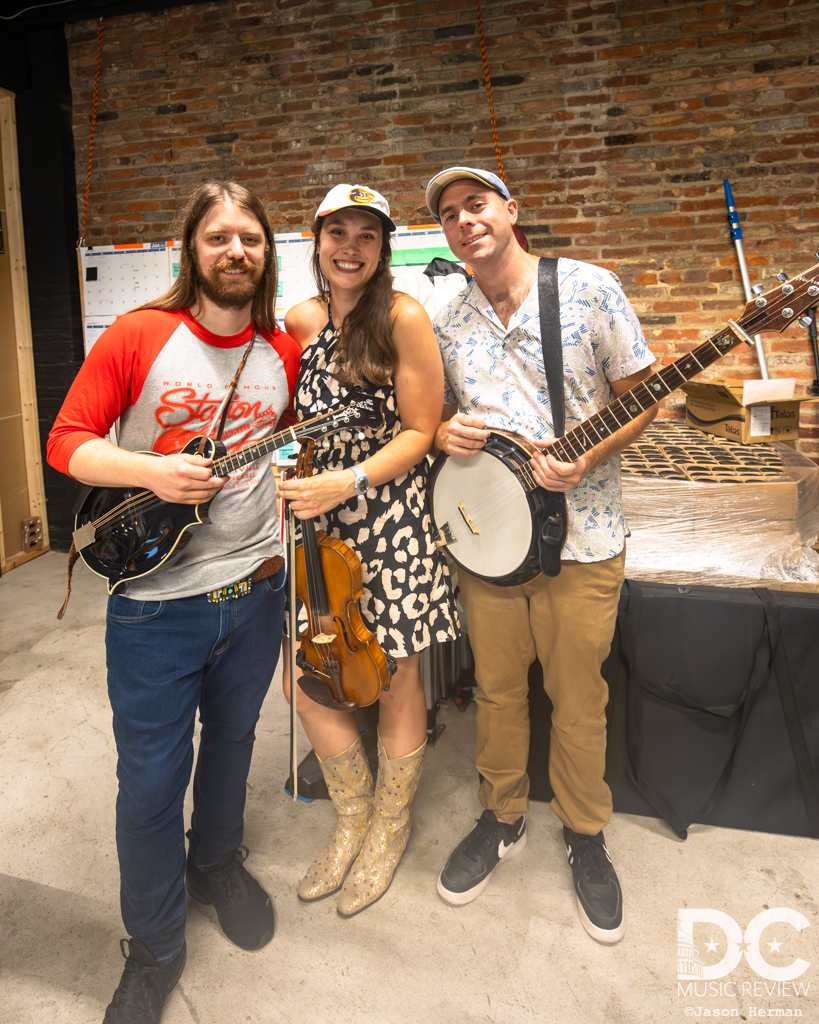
left=316, top=183, right=396, bottom=232
left=425, top=166, right=511, bottom=224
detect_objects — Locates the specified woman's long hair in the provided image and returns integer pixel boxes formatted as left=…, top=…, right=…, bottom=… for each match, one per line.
left=310, top=215, right=396, bottom=386
left=135, top=180, right=278, bottom=330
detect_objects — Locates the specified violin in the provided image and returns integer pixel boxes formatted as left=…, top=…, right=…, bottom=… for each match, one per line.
left=291, top=441, right=396, bottom=711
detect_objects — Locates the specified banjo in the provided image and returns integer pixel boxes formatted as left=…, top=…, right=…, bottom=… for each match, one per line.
left=428, top=262, right=819, bottom=587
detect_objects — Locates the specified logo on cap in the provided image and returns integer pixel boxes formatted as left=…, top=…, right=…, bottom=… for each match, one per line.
left=348, top=187, right=375, bottom=206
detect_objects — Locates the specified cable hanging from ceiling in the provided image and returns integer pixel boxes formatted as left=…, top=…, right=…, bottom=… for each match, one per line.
left=475, top=0, right=505, bottom=184
left=78, top=16, right=104, bottom=248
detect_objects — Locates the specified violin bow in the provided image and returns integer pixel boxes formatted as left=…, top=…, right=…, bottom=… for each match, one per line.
left=285, top=458, right=301, bottom=802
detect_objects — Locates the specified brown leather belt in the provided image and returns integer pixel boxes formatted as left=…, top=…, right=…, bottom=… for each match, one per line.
left=251, top=554, right=285, bottom=582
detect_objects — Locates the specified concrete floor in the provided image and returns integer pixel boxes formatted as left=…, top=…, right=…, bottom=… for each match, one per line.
left=1, top=551, right=817, bottom=1024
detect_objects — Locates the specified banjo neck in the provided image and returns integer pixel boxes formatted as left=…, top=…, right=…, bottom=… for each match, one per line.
left=547, top=324, right=743, bottom=467
left=511, top=324, right=744, bottom=490
left=522, top=259, right=819, bottom=474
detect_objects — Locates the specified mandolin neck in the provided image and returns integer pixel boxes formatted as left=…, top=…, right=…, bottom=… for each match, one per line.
left=212, top=425, right=293, bottom=475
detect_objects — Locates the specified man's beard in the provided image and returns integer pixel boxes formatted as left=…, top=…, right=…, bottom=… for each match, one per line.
left=197, top=256, right=263, bottom=310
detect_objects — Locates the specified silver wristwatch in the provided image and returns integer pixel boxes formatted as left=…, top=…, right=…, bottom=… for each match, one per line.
left=351, top=465, right=370, bottom=495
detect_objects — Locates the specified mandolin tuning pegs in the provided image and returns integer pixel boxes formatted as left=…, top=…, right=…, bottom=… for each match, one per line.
left=751, top=283, right=765, bottom=295
left=799, top=316, right=813, bottom=328
left=357, top=431, right=365, bottom=440
left=777, top=272, right=788, bottom=282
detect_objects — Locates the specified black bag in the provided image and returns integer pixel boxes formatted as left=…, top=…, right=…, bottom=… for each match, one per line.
left=604, top=580, right=819, bottom=839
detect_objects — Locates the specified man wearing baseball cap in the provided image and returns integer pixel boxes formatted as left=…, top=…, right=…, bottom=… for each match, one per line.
left=426, top=165, right=658, bottom=943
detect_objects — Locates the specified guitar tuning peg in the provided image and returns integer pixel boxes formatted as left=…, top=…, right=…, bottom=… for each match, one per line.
left=321, top=438, right=330, bottom=448
left=751, top=284, right=765, bottom=295
left=357, top=431, right=365, bottom=440
left=777, top=272, right=789, bottom=282
left=799, top=315, right=813, bottom=328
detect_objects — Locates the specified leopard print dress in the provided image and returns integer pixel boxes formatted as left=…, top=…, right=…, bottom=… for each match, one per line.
left=292, top=321, right=458, bottom=659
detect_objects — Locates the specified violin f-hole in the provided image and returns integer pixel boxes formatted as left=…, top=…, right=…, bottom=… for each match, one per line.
left=333, top=615, right=360, bottom=653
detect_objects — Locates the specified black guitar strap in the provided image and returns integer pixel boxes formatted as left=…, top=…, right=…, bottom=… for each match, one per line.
left=535, top=257, right=566, bottom=577
left=537, top=257, right=564, bottom=438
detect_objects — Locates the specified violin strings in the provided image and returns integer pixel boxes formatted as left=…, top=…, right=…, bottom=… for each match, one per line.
left=302, top=529, right=339, bottom=679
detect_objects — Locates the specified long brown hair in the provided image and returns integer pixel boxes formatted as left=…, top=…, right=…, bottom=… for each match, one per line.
left=310, top=214, right=396, bottom=386
left=135, top=180, right=278, bottom=330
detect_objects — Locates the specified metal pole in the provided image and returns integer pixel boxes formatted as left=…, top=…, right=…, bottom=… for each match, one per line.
left=723, top=179, right=769, bottom=379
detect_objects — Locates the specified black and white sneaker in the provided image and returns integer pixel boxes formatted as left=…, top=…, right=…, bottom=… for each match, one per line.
left=437, top=810, right=527, bottom=905
left=563, top=826, right=624, bottom=943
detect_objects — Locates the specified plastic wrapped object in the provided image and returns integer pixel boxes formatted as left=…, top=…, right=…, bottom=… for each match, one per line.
left=621, top=422, right=819, bottom=589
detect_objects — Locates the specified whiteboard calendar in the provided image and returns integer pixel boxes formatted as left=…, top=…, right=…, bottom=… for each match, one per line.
left=79, top=227, right=459, bottom=355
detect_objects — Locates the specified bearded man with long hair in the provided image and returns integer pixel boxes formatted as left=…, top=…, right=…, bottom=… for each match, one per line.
left=48, top=180, right=301, bottom=1024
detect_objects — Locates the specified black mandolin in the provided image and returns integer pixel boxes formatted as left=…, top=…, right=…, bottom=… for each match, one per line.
left=72, top=392, right=384, bottom=593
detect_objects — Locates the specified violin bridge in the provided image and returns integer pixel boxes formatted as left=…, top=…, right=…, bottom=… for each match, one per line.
left=433, top=522, right=455, bottom=549
left=72, top=522, right=97, bottom=551
left=311, top=632, right=337, bottom=645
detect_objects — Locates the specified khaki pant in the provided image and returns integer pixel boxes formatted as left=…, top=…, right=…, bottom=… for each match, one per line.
left=457, top=550, right=625, bottom=835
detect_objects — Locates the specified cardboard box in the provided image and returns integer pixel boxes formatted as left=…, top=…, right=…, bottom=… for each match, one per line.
left=682, top=378, right=813, bottom=444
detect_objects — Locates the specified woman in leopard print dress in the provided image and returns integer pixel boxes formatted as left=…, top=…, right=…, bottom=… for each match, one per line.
left=278, top=184, right=457, bottom=917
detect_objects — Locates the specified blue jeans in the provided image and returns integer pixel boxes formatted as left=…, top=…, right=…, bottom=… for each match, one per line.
left=105, top=569, right=285, bottom=960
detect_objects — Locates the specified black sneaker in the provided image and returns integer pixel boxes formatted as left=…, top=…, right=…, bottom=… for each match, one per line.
left=563, top=826, right=625, bottom=943
left=186, top=841, right=274, bottom=951
left=437, top=810, right=527, bottom=905
left=103, top=938, right=185, bottom=1024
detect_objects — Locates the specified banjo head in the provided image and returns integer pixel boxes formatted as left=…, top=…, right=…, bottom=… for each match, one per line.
left=429, top=449, right=535, bottom=581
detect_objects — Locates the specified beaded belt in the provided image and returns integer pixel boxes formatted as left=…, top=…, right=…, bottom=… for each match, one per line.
left=206, top=555, right=284, bottom=603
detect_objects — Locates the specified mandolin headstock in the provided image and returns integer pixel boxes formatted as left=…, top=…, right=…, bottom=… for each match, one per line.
left=297, top=393, right=386, bottom=445
left=343, top=390, right=386, bottom=432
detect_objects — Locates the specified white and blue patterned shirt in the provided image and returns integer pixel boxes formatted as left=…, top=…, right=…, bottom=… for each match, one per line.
left=433, top=257, right=654, bottom=563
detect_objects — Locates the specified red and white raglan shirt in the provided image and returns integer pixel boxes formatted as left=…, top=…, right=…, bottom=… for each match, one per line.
left=48, top=308, right=301, bottom=601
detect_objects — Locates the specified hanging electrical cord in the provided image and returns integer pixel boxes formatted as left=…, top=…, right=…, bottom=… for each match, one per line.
left=78, top=17, right=104, bottom=247
left=475, top=0, right=505, bottom=184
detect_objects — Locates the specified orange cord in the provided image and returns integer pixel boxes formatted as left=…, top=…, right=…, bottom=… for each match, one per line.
left=79, top=18, right=104, bottom=246
left=475, top=0, right=505, bottom=184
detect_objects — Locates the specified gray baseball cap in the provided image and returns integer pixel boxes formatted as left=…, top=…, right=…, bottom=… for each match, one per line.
left=425, top=166, right=511, bottom=224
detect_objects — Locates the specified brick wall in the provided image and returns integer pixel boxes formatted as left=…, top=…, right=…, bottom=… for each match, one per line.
left=66, top=0, right=819, bottom=455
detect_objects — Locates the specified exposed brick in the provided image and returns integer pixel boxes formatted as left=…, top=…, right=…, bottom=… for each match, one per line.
left=433, top=24, right=475, bottom=40
left=604, top=133, right=640, bottom=147
left=61, top=0, right=819, bottom=453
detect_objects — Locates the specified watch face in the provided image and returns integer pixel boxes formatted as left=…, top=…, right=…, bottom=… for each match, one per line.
left=356, top=475, right=369, bottom=494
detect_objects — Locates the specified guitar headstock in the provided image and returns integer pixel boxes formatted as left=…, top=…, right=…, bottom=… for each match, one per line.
left=738, top=261, right=819, bottom=334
